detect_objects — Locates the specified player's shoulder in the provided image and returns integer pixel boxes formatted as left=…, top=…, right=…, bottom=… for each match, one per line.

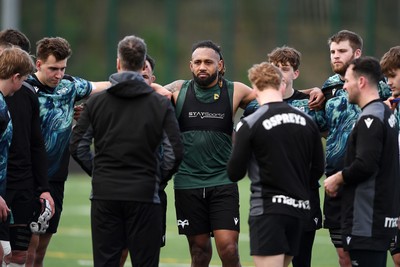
left=232, top=81, right=251, bottom=91
left=60, top=74, right=90, bottom=85
left=322, top=74, right=343, bottom=89
left=164, top=80, right=186, bottom=94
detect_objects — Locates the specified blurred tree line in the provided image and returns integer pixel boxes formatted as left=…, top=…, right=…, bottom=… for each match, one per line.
left=11, top=0, right=400, bottom=89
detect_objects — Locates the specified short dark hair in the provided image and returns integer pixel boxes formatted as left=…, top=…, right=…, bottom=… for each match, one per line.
left=0, top=29, right=31, bottom=53
left=118, top=35, right=147, bottom=72
left=191, top=40, right=225, bottom=76
left=191, top=40, right=223, bottom=60
left=268, top=46, right=301, bottom=71
left=350, top=56, right=382, bottom=86
left=380, top=46, right=400, bottom=77
left=328, top=30, right=363, bottom=52
left=146, top=54, right=156, bottom=72
left=36, top=37, right=72, bottom=61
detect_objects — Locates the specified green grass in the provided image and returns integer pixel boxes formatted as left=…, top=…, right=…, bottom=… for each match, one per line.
left=43, top=174, right=395, bottom=266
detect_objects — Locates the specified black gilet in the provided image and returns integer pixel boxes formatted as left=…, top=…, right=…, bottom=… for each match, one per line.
left=178, top=80, right=233, bottom=136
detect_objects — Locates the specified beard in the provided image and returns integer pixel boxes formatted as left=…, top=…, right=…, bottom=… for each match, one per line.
left=192, top=71, right=218, bottom=87
left=331, top=62, right=348, bottom=76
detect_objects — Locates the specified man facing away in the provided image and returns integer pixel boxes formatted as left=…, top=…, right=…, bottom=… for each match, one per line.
left=228, top=62, right=324, bottom=267
left=324, top=56, right=399, bottom=267
left=241, top=46, right=325, bottom=267
left=117, top=54, right=173, bottom=266
left=70, top=35, right=183, bottom=267
left=164, top=40, right=255, bottom=267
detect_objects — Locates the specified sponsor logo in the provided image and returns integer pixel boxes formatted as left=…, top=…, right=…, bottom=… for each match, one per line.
left=364, top=117, right=374, bottom=128
left=262, top=113, right=306, bottom=130
left=296, top=106, right=306, bottom=112
left=234, top=217, right=239, bottom=225
left=271, top=195, right=310, bottom=210
left=58, top=87, right=69, bottom=95
left=346, top=236, right=351, bottom=245
left=314, top=218, right=319, bottom=226
left=384, top=217, right=398, bottom=228
left=177, top=219, right=189, bottom=229
left=188, top=111, right=225, bottom=120
left=389, top=114, right=396, bottom=128
left=351, top=260, right=359, bottom=266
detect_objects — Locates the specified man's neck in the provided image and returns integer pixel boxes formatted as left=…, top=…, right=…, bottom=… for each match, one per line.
left=34, top=72, right=45, bottom=86
left=194, top=80, right=218, bottom=90
left=0, top=80, right=11, bottom=97
left=358, top=89, right=380, bottom=109
left=283, top=87, right=295, bottom=99
left=257, top=88, right=283, bottom=105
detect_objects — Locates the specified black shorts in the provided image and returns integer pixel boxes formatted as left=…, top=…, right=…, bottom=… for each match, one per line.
left=174, top=183, right=240, bottom=236
left=390, top=230, right=400, bottom=256
left=0, top=216, right=12, bottom=240
left=46, top=181, right=65, bottom=234
left=249, top=214, right=303, bottom=256
left=349, top=249, right=387, bottom=267
left=5, top=188, right=35, bottom=225
left=323, top=184, right=343, bottom=229
left=329, top=228, right=344, bottom=248
left=342, top=234, right=392, bottom=252
left=0, top=188, right=35, bottom=245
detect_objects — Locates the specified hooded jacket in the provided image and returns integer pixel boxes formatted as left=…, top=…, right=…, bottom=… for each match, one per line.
left=70, top=72, right=183, bottom=203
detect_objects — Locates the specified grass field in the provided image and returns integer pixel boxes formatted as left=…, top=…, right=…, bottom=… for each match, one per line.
left=43, top=174, right=395, bottom=266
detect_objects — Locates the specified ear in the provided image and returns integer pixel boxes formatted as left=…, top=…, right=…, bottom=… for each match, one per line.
left=218, top=59, right=224, bottom=72
left=11, top=73, right=20, bottom=83
left=189, top=60, right=194, bottom=72
left=293, top=69, right=300, bottom=80
left=36, top=60, right=41, bottom=71
left=116, top=58, right=121, bottom=71
left=151, top=75, right=156, bottom=83
left=358, top=75, right=367, bottom=89
left=279, top=80, right=286, bottom=96
left=354, top=48, right=362, bottom=59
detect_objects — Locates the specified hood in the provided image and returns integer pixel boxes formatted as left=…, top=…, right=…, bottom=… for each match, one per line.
left=107, top=71, right=153, bottom=98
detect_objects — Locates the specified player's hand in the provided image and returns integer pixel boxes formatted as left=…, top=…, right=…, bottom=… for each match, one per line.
left=0, top=196, right=10, bottom=222
left=73, top=103, right=85, bottom=121
left=385, top=96, right=399, bottom=111
left=324, top=171, right=343, bottom=198
left=308, top=87, right=325, bottom=110
left=39, top=192, right=55, bottom=217
left=384, top=98, right=394, bottom=110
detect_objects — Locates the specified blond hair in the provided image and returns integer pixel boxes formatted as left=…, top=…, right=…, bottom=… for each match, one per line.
left=0, top=47, right=35, bottom=79
left=248, top=62, right=282, bottom=91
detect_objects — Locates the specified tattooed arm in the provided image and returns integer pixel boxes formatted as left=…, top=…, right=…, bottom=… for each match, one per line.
left=164, top=80, right=185, bottom=104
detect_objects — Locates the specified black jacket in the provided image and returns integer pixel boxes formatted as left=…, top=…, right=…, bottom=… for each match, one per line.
left=70, top=72, right=183, bottom=203
left=5, top=84, right=49, bottom=193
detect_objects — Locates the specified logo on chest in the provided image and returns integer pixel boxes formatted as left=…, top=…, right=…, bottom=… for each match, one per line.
left=188, top=111, right=225, bottom=120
